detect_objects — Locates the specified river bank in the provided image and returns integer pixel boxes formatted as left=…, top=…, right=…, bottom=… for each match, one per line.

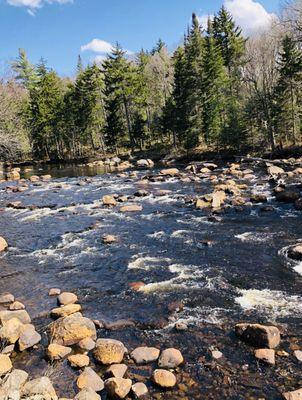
left=0, top=157, right=301, bottom=399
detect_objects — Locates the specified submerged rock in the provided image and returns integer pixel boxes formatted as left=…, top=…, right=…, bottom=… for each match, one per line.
left=119, top=204, right=142, bottom=213
left=276, top=190, right=300, bottom=203
left=152, top=369, right=177, bottom=388
left=102, top=234, right=118, bottom=244
left=93, top=338, right=126, bottom=365
left=160, top=168, right=179, bottom=176
left=235, top=323, right=280, bottom=349
left=102, top=195, right=117, bottom=207
left=21, top=377, right=57, bottom=399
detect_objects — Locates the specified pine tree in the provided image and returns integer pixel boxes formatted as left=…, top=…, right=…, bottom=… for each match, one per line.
left=12, top=49, right=37, bottom=89
left=202, top=19, right=228, bottom=149
left=275, top=35, right=302, bottom=145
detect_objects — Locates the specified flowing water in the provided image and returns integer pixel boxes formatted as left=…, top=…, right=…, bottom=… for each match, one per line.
left=0, top=162, right=301, bottom=399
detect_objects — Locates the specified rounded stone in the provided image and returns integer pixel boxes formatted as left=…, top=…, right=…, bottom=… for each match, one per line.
left=158, top=348, right=184, bottom=369
left=93, top=338, right=126, bottom=365
left=130, top=346, right=160, bottom=364
left=152, top=369, right=177, bottom=388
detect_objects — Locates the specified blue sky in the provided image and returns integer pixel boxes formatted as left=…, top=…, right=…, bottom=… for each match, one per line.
left=0, top=0, right=280, bottom=76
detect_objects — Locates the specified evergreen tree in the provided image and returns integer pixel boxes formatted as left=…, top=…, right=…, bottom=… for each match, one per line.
left=275, top=35, right=302, bottom=145
left=12, top=49, right=37, bottom=89
left=202, top=19, right=228, bottom=148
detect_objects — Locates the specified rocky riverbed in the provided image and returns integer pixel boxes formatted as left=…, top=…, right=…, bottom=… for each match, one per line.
left=0, top=157, right=301, bottom=399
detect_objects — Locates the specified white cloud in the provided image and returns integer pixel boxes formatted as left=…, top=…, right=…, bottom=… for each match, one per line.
left=199, top=0, right=277, bottom=35
left=81, top=39, right=113, bottom=54
left=81, top=38, right=134, bottom=57
left=7, top=0, right=73, bottom=15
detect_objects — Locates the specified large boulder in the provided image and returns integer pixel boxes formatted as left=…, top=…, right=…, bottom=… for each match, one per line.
left=235, top=323, right=280, bottom=349
left=93, top=338, right=126, bottom=365
left=21, top=377, right=56, bottom=399
left=0, top=237, right=8, bottom=252
left=105, top=377, right=132, bottom=399
left=49, top=314, right=97, bottom=346
left=130, top=346, right=160, bottom=364
left=158, top=348, right=184, bottom=369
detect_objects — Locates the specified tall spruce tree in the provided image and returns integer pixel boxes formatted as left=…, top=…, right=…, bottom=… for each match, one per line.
left=275, top=35, right=302, bottom=145
left=12, top=49, right=37, bottom=89
left=202, top=19, right=228, bottom=149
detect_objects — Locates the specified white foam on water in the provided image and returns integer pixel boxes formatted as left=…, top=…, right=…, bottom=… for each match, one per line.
left=147, top=231, right=166, bottom=239
left=235, top=289, right=302, bottom=318
left=127, top=255, right=172, bottom=271
left=278, top=244, right=302, bottom=276
left=146, top=195, right=178, bottom=205
left=140, top=213, right=166, bottom=221
left=235, top=231, right=274, bottom=243
left=171, top=229, right=191, bottom=238
left=294, top=261, right=302, bottom=275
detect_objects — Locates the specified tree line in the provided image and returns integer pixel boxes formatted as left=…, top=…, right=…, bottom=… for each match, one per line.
left=0, top=1, right=301, bottom=161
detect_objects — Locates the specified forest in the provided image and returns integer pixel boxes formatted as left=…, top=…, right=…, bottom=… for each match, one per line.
left=0, top=0, right=301, bottom=162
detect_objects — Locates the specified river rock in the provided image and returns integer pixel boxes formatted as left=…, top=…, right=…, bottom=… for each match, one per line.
left=18, top=324, right=41, bottom=351
left=106, top=363, right=128, bottom=378
left=68, top=354, right=90, bottom=368
left=288, top=245, right=302, bottom=261
left=0, top=309, right=31, bottom=325
left=1, top=368, right=28, bottom=392
left=134, top=189, right=149, bottom=197
left=1, top=344, right=14, bottom=355
left=132, top=382, right=148, bottom=398
left=250, top=194, right=268, bottom=203
left=255, top=348, right=275, bottom=365
left=283, top=388, right=302, bottom=400
left=131, top=346, right=160, bottom=364
left=77, top=367, right=104, bottom=391
left=158, top=348, right=184, bottom=368
left=0, top=293, right=14, bottom=304
left=78, top=337, right=96, bottom=351
left=102, top=234, right=118, bottom=244
left=49, top=314, right=97, bottom=346
left=58, top=292, right=78, bottom=306
left=6, top=170, right=20, bottom=180
left=0, top=355, right=12, bottom=375
left=119, top=204, right=142, bottom=213
left=175, top=322, right=188, bottom=331
left=152, top=369, right=176, bottom=388
left=276, top=190, right=300, bottom=203
left=74, top=387, right=101, bottom=400
left=212, top=190, right=226, bottom=208
left=41, top=174, right=52, bottom=181
left=51, top=304, right=82, bottom=318
left=211, top=350, right=223, bottom=359
left=137, top=159, right=154, bottom=168
left=49, top=288, right=61, bottom=296
left=0, top=317, right=23, bottom=343
left=295, top=198, right=302, bottom=210
left=196, top=198, right=210, bottom=209
left=105, top=377, right=132, bottom=399
left=235, top=323, right=280, bottom=349
left=22, top=377, right=56, bottom=398
left=103, top=195, right=117, bottom=207
left=93, top=338, right=126, bottom=365
left=160, top=168, right=179, bottom=176
left=47, top=343, right=72, bottom=361
left=294, top=350, right=302, bottom=362
left=128, top=281, right=145, bottom=291
left=0, top=237, right=8, bottom=252
left=9, top=301, right=25, bottom=310
left=267, top=165, right=285, bottom=176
